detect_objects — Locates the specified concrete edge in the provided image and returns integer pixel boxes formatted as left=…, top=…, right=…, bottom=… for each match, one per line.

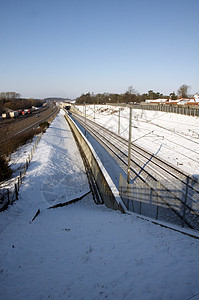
left=64, top=112, right=127, bottom=213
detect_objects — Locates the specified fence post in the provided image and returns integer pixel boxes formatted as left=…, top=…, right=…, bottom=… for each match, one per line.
left=182, top=176, right=190, bottom=227
left=7, top=189, right=9, bottom=204
left=150, top=187, right=153, bottom=204
left=156, top=183, right=160, bottom=220
left=139, top=185, right=142, bottom=214
left=126, top=183, right=130, bottom=210
left=15, top=184, right=18, bottom=200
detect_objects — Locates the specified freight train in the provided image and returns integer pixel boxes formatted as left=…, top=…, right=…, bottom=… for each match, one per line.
left=1, top=109, right=32, bottom=119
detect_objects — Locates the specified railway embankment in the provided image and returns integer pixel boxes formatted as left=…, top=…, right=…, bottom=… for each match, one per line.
left=65, top=112, right=126, bottom=213
left=0, top=105, right=59, bottom=156
left=0, top=107, right=59, bottom=211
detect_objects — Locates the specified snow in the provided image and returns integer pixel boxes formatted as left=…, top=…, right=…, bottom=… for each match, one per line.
left=76, top=105, right=199, bottom=176
left=1, top=109, right=199, bottom=300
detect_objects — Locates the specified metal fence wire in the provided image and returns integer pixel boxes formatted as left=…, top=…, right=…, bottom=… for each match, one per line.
left=133, top=104, right=199, bottom=117
left=109, top=103, right=199, bottom=118
left=119, top=173, right=199, bottom=231
left=0, top=111, right=59, bottom=212
left=0, top=133, right=42, bottom=211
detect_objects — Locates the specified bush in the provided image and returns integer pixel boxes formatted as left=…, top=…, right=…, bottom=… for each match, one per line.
left=0, top=156, right=12, bottom=182
left=1, top=127, right=45, bottom=157
left=0, top=122, right=50, bottom=181
left=39, top=121, right=50, bottom=129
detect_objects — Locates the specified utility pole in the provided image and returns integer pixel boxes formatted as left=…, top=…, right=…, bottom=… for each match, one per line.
left=94, top=104, right=95, bottom=121
left=84, top=102, right=87, bottom=136
left=127, top=107, right=132, bottom=183
left=118, top=107, right=120, bottom=135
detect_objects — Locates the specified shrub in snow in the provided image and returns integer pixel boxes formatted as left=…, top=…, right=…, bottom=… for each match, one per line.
left=0, top=155, right=12, bottom=182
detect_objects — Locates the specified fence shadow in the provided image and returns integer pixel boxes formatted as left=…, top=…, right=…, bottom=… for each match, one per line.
left=119, top=173, right=199, bottom=230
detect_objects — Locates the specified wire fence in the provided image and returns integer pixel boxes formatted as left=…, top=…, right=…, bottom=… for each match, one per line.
left=0, top=110, right=59, bottom=212
left=118, top=103, right=199, bottom=117
left=0, top=133, right=42, bottom=211
left=119, top=174, right=199, bottom=231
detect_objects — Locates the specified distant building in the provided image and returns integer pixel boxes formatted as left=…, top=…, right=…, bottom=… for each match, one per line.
left=145, top=98, right=169, bottom=104
left=194, top=94, right=199, bottom=102
left=177, top=95, right=199, bottom=105
left=145, top=94, right=199, bottom=106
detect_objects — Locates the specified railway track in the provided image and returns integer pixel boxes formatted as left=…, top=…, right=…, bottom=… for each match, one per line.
left=84, top=105, right=199, bottom=171
left=0, top=106, right=59, bottom=155
left=69, top=122, right=103, bottom=206
left=0, top=106, right=51, bottom=129
left=0, top=107, right=59, bottom=210
left=71, top=112, right=199, bottom=230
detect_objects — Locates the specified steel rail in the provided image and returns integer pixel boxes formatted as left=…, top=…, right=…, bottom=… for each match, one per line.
left=72, top=114, right=189, bottom=221
left=80, top=113, right=199, bottom=189
left=1, top=108, right=59, bottom=144
left=71, top=113, right=199, bottom=228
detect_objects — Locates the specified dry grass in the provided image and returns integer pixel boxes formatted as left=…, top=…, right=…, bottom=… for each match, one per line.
left=0, top=122, right=49, bottom=182
left=1, top=122, right=50, bottom=157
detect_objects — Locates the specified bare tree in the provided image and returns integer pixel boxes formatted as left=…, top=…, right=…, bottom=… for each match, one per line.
left=0, top=92, right=21, bottom=100
left=128, top=86, right=137, bottom=95
left=177, top=84, right=190, bottom=98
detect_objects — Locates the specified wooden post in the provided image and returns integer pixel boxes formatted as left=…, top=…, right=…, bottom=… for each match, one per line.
left=15, top=184, right=18, bottom=200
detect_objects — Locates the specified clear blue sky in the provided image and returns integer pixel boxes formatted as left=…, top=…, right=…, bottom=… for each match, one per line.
left=0, top=0, right=198, bottom=99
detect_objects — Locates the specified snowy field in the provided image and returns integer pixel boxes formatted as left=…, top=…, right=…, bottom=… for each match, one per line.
left=1, top=110, right=199, bottom=300
left=76, top=105, right=199, bottom=177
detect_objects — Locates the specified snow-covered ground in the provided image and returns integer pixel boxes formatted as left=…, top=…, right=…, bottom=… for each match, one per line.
left=76, top=105, right=199, bottom=176
left=1, top=110, right=199, bottom=300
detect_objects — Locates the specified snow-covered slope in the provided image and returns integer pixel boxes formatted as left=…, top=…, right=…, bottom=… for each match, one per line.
left=0, top=110, right=199, bottom=300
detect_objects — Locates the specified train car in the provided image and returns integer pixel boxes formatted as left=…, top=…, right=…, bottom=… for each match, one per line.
left=22, top=109, right=31, bottom=115
left=65, top=105, right=71, bottom=111
left=2, top=112, right=10, bottom=119
left=9, top=111, right=18, bottom=118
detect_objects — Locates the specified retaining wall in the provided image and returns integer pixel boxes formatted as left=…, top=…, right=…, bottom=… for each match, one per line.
left=65, top=113, right=126, bottom=213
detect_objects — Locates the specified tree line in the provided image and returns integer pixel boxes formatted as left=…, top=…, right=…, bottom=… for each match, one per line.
left=75, top=84, right=193, bottom=105
left=0, top=92, right=44, bottom=114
